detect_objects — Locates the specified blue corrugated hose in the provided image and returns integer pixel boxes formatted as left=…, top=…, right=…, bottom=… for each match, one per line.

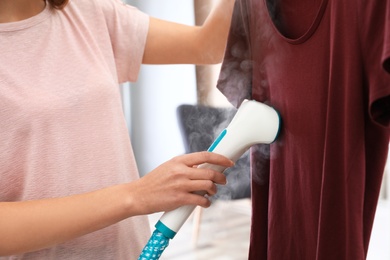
left=138, top=229, right=170, bottom=260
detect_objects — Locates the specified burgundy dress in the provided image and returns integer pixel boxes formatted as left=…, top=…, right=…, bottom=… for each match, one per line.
left=217, top=0, right=390, bottom=259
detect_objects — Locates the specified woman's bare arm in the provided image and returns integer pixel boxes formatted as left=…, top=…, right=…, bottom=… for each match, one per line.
left=0, top=152, right=232, bottom=256
left=143, top=0, right=235, bottom=65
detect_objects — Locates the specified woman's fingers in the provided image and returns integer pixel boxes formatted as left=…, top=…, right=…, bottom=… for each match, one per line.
left=180, top=179, right=217, bottom=195
left=187, top=167, right=227, bottom=185
left=185, top=193, right=212, bottom=208
left=175, top=151, right=234, bottom=169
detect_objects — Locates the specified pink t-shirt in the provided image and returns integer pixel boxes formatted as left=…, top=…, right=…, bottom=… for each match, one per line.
left=0, top=0, right=150, bottom=259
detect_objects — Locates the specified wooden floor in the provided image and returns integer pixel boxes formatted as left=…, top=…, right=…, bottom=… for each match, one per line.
left=148, top=199, right=252, bottom=260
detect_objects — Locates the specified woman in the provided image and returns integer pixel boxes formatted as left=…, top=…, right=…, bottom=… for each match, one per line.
left=0, top=0, right=235, bottom=258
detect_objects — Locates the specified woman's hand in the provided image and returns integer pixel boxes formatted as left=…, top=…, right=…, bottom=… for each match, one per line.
left=125, top=151, right=234, bottom=215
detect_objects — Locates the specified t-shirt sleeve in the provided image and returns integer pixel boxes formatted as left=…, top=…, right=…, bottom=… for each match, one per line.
left=217, top=0, right=253, bottom=108
left=98, top=0, right=149, bottom=83
left=361, top=0, right=390, bottom=128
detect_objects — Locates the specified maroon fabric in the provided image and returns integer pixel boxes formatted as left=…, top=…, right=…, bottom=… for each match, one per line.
left=218, top=0, right=390, bottom=259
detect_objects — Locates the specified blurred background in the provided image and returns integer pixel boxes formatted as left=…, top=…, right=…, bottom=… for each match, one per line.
left=121, top=1, right=390, bottom=259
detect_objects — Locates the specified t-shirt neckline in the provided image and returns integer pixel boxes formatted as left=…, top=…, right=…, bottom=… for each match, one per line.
left=0, top=2, right=51, bottom=32
left=263, top=0, right=329, bottom=44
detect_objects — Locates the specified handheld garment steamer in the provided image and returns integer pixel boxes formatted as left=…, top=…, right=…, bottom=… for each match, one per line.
left=138, top=99, right=281, bottom=260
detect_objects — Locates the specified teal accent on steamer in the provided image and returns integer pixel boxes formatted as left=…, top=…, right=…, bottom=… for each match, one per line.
left=208, top=129, right=227, bottom=152
left=155, top=220, right=176, bottom=239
